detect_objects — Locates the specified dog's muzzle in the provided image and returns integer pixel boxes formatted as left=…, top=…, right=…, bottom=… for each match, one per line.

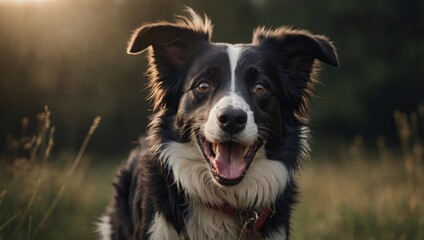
left=196, top=106, right=262, bottom=186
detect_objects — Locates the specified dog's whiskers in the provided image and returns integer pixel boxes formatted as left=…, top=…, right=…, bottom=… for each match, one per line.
left=178, top=123, right=194, bottom=142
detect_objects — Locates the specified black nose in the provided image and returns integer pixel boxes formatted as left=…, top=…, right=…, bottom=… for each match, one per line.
left=217, top=108, right=247, bottom=134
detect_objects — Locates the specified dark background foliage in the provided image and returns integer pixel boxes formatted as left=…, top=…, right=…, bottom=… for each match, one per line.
left=1, top=0, right=423, bottom=156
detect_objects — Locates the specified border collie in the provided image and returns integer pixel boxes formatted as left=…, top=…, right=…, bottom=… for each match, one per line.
left=97, top=8, right=338, bottom=240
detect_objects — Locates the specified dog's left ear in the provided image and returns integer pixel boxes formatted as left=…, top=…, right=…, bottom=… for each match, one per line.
left=252, top=27, right=339, bottom=68
left=253, top=27, right=338, bottom=121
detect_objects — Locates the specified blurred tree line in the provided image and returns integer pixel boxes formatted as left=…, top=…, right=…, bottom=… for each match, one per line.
left=0, top=0, right=423, bottom=156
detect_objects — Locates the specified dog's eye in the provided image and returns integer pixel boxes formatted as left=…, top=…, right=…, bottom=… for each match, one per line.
left=253, top=82, right=267, bottom=95
left=197, top=81, right=211, bottom=93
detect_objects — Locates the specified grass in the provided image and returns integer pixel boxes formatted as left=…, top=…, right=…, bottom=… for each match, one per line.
left=0, top=107, right=115, bottom=240
left=294, top=158, right=423, bottom=240
left=1, top=106, right=423, bottom=239
left=294, top=105, right=424, bottom=240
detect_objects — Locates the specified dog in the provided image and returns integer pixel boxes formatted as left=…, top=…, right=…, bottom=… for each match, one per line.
left=97, top=8, right=338, bottom=240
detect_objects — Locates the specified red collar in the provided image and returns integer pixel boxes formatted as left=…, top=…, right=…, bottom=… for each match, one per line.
left=211, top=204, right=271, bottom=235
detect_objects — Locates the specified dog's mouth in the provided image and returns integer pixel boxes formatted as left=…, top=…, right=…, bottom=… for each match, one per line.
left=196, top=132, right=261, bottom=186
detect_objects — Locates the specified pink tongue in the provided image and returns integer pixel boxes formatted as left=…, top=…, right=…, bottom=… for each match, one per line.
left=214, top=143, right=246, bottom=180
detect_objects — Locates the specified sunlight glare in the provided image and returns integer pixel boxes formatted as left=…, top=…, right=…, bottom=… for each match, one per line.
left=0, top=0, right=58, bottom=3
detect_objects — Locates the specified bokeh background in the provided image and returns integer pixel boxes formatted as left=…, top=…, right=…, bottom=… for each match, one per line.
left=0, top=0, right=423, bottom=239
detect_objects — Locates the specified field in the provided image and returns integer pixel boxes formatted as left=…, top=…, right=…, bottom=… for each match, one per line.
left=1, top=109, right=423, bottom=239
left=294, top=158, right=423, bottom=240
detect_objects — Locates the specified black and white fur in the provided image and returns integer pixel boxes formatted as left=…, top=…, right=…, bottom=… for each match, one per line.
left=97, top=8, right=338, bottom=240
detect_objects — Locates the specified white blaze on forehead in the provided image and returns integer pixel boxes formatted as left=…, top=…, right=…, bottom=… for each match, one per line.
left=226, top=45, right=242, bottom=93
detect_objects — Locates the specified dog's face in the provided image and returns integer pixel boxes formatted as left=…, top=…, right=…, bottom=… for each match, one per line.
left=176, top=44, right=283, bottom=186
left=128, top=10, right=338, bottom=187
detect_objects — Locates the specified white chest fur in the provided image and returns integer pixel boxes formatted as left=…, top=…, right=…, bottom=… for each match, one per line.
left=157, top=141, right=290, bottom=239
left=160, top=141, right=290, bottom=209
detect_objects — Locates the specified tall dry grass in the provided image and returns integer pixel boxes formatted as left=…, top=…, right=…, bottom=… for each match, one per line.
left=0, top=107, right=103, bottom=240
left=1, top=105, right=423, bottom=239
left=294, top=104, right=424, bottom=240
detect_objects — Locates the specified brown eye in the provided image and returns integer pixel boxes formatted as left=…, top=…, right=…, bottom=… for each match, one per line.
left=253, top=82, right=267, bottom=95
left=197, top=81, right=211, bottom=93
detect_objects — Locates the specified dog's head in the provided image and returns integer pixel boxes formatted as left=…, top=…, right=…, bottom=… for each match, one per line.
left=128, top=9, right=338, bottom=186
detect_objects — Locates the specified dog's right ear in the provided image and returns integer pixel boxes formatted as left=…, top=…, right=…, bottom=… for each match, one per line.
left=127, top=23, right=209, bottom=65
left=127, top=8, right=212, bottom=67
left=126, top=9, right=212, bottom=112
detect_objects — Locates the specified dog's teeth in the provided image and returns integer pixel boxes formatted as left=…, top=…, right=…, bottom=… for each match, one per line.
left=243, top=146, right=249, bottom=156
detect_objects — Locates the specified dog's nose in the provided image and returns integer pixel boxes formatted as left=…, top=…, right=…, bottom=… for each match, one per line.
left=217, top=108, right=247, bottom=134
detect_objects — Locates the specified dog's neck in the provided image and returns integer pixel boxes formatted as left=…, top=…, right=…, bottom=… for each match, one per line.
left=208, top=203, right=272, bottom=238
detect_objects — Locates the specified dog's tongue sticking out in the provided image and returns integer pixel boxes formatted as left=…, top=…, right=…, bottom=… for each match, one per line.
left=214, top=143, right=246, bottom=180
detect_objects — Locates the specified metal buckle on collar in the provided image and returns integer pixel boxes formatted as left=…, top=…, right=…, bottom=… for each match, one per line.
left=237, top=210, right=263, bottom=240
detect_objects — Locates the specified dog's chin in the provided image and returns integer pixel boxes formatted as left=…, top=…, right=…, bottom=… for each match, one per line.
left=195, top=130, right=261, bottom=186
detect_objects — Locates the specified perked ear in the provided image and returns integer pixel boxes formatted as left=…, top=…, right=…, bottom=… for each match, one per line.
left=252, top=27, right=339, bottom=68
left=127, top=8, right=212, bottom=66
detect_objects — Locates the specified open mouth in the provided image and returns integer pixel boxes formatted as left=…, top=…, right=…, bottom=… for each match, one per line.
left=196, top=131, right=261, bottom=186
